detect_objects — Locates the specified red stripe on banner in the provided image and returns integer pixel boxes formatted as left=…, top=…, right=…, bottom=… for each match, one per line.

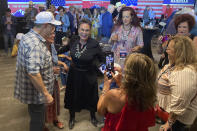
left=65, top=0, right=110, bottom=8
left=83, top=1, right=109, bottom=8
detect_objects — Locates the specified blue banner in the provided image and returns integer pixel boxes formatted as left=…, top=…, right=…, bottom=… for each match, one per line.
left=163, top=0, right=195, bottom=5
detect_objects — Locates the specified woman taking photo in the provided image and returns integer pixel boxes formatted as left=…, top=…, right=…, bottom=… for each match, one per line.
left=58, top=19, right=105, bottom=129
left=109, top=7, right=144, bottom=67
left=158, top=36, right=197, bottom=131
left=97, top=53, right=156, bottom=131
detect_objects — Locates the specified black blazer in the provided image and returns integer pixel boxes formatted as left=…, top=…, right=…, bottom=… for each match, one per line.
left=1, top=15, right=17, bottom=35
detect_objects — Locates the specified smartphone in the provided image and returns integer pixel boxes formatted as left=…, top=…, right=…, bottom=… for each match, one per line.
left=99, top=52, right=114, bottom=78
left=106, top=52, right=114, bottom=70
left=162, top=35, right=170, bottom=43
left=99, top=52, right=114, bottom=79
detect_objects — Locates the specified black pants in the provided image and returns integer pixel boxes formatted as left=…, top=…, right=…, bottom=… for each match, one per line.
left=28, top=104, right=46, bottom=131
left=171, top=120, right=190, bottom=131
left=69, top=109, right=96, bottom=119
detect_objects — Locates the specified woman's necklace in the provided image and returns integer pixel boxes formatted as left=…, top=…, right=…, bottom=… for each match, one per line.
left=75, top=43, right=87, bottom=58
left=122, top=25, right=132, bottom=47
left=122, top=25, right=131, bottom=40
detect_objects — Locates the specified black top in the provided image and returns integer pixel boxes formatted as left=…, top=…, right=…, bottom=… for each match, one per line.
left=64, top=36, right=105, bottom=112
left=58, top=36, right=105, bottom=68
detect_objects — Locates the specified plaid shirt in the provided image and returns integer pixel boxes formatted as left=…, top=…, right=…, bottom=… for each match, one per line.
left=14, top=29, right=54, bottom=104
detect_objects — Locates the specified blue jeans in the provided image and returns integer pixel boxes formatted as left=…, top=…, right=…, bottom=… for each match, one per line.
left=59, top=59, right=70, bottom=86
left=28, top=104, right=46, bottom=131
left=60, top=73, right=67, bottom=86
left=3, top=31, right=14, bottom=53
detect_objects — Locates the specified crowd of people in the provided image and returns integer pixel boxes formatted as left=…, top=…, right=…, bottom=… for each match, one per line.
left=0, top=1, right=197, bottom=131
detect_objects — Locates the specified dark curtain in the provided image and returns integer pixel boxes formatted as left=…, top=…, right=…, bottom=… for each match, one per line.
left=0, top=0, right=8, bottom=49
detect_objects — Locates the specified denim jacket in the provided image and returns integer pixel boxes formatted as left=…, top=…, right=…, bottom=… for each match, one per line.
left=55, top=14, right=70, bottom=32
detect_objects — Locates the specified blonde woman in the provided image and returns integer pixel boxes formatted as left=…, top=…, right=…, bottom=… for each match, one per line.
left=158, top=36, right=197, bottom=131
left=91, top=8, right=100, bottom=39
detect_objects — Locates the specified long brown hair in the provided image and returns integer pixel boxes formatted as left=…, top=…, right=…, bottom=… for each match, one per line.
left=116, top=7, right=141, bottom=28
left=122, top=53, right=157, bottom=111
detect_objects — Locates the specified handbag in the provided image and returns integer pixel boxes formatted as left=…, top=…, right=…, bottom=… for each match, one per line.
left=11, top=41, right=19, bottom=57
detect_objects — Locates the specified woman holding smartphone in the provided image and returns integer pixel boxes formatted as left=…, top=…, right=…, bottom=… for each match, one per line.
left=97, top=53, right=156, bottom=131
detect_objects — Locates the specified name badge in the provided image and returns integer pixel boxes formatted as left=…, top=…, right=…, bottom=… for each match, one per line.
left=120, top=50, right=127, bottom=59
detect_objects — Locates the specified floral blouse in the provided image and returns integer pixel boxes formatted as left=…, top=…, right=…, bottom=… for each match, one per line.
left=109, top=25, right=144, bottom=67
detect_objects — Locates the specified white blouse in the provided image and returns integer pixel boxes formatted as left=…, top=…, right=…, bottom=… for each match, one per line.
left=157, top=65, right=197, bottom=125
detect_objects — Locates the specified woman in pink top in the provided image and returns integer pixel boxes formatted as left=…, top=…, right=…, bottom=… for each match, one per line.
left=109, top=7, right=144, bottom=67
left=97, top=53, right=157, bottom=131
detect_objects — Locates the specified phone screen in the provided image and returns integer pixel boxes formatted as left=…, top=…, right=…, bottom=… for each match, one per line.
left=99, top=52, right=114, bottom=79
left=106, top=52, right=114, bottom=73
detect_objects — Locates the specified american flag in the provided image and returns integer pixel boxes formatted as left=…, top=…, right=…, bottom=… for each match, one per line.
left=51, top=0, right=109, bottom=8
left=121, top=0, right=164, bottom=18
left=121, top=0, right=138, bottom=6
left=51, top=0, right=82, bottom=7
left=51, top=0, right=65, bottom=6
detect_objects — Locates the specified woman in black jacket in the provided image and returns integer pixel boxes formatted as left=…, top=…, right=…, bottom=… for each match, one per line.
left=58, top=19, right=105, bottom=129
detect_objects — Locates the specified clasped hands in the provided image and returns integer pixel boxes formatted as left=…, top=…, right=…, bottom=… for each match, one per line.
left=111, top=34, right=141, bottom=52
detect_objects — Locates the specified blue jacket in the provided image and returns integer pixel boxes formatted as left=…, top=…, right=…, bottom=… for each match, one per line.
left=55, top=14, right=70, bottom=32
left=149, top=10, right=155, bottom=19
left=66, top=11, right=75, bottom=34
left=83, top=14, right=92, bottom=21
left=101, top=11, right=113, bottom=38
